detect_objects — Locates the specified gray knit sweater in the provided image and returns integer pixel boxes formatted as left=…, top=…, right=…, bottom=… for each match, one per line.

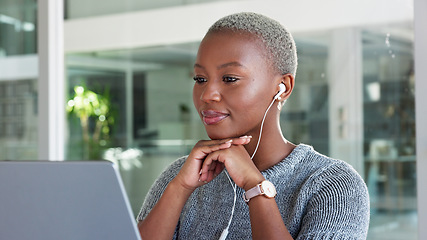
left=137, top=144, right=370, bottom=239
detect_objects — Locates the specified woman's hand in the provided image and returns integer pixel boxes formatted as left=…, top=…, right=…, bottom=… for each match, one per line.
left=198, top=136, right=265, bottom=190
left=173, top=136, right=251, bottom=192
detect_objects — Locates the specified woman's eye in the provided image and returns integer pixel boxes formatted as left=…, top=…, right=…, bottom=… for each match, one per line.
left=193, top=76, right=207, bottom=84
left=223, top=76, right=238, bottom=83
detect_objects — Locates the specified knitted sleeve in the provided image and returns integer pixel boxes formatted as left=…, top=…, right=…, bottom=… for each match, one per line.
left=136, top=156, right=186, bottom=223
left=296, top=162, right=370, bottom=240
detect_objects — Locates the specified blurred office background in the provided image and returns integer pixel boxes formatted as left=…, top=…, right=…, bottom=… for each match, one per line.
left=0, top=0, right=423, bottom=239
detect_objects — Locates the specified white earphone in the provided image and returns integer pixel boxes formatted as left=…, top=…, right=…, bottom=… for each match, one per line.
left=274, top=83, right=287, bottom=100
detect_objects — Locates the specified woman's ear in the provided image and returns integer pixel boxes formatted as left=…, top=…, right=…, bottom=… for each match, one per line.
left=276, top=73, right=295, bottom=101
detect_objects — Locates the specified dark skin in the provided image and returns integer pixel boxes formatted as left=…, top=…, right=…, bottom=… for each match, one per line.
left=138, top=31, right=296, bottom=240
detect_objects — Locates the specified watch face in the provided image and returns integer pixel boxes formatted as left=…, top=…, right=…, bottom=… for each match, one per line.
left=261, top=181, right=277, bottom=198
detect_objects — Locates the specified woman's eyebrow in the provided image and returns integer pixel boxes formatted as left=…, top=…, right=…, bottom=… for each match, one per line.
left=194, top=63, right=202, bottom=68
left=194, top=62, right=247, bottom=70
left=218, top=61, right=245, bottom=70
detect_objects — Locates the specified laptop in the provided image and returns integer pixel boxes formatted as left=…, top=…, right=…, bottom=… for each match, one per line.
left=0, top=161, right=142, bottom=240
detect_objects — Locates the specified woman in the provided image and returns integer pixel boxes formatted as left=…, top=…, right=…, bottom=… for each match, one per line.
left=137, top=12, right=369, bottom=239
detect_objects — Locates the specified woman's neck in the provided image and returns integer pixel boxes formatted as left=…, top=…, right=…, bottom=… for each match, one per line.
left=245, top=125, right=295, bottom=172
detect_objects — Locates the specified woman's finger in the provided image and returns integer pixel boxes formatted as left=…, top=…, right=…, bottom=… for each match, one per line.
left=184, top=136, right=252, bottom=185
left=199, top=150, right=223, bottom=181
left=198, top=135, right=251, bottom=149
left=231, top=135, right=252, bottom=145
left=189, top=140, right=233, bottom=161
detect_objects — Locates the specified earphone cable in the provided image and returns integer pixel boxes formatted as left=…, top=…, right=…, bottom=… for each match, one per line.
left=219, top=97, right=276, bottom=240
left=219, top=171, right=236, bottom=240
left=251, top=98, right=276, bottom=159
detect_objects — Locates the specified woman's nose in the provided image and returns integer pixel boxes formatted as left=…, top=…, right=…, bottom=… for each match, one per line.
left=200, top=82, right=221, bottom=102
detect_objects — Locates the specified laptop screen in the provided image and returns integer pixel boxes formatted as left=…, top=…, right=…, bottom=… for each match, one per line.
left=0, top=161, right=141, bottom=240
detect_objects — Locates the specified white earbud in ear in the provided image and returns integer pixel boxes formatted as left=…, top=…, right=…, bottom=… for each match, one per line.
left=274, top=83, right=287, bottom=100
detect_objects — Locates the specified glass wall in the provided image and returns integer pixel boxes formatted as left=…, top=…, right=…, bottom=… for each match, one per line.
left=0, top=0, right=38, bottom=160
left=64, top=1, right=416, bottom=239
left=281, top=33, right=330, bottom=155
left=362, top=28, right=416, bottom=239
left=0, top=0, right=36, bottom=56
left=65, top=45, right=201, bottom=212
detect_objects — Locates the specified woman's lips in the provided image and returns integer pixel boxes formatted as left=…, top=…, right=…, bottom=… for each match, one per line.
left=201, top=110, right=229, bottom=125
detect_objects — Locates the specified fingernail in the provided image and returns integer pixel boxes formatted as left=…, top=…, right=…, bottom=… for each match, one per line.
left=225, top=139, right=233, bottom=143
left=199, top=169, right=202, bottom=175
left=240, top=135, right=252, bottom=139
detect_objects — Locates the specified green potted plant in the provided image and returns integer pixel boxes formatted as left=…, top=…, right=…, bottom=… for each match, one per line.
left=66, top=85, right=114, bottom=159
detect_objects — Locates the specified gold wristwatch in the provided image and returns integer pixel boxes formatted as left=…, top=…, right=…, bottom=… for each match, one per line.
left=243, top=180, right=277, bottom=203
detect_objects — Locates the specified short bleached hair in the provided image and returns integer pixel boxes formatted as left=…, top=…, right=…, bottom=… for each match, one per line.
left=206, top=12, right=298, bottom=77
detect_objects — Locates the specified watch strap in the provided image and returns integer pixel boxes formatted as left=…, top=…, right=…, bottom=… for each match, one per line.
left=243, top=183, right=262, bottom=203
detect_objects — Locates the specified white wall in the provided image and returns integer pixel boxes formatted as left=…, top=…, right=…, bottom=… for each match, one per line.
left=64, top=0, right=413, bottom=53
left=66, top=0, right=216, bottom=19
left=0, top=55, right=38, bottom=81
